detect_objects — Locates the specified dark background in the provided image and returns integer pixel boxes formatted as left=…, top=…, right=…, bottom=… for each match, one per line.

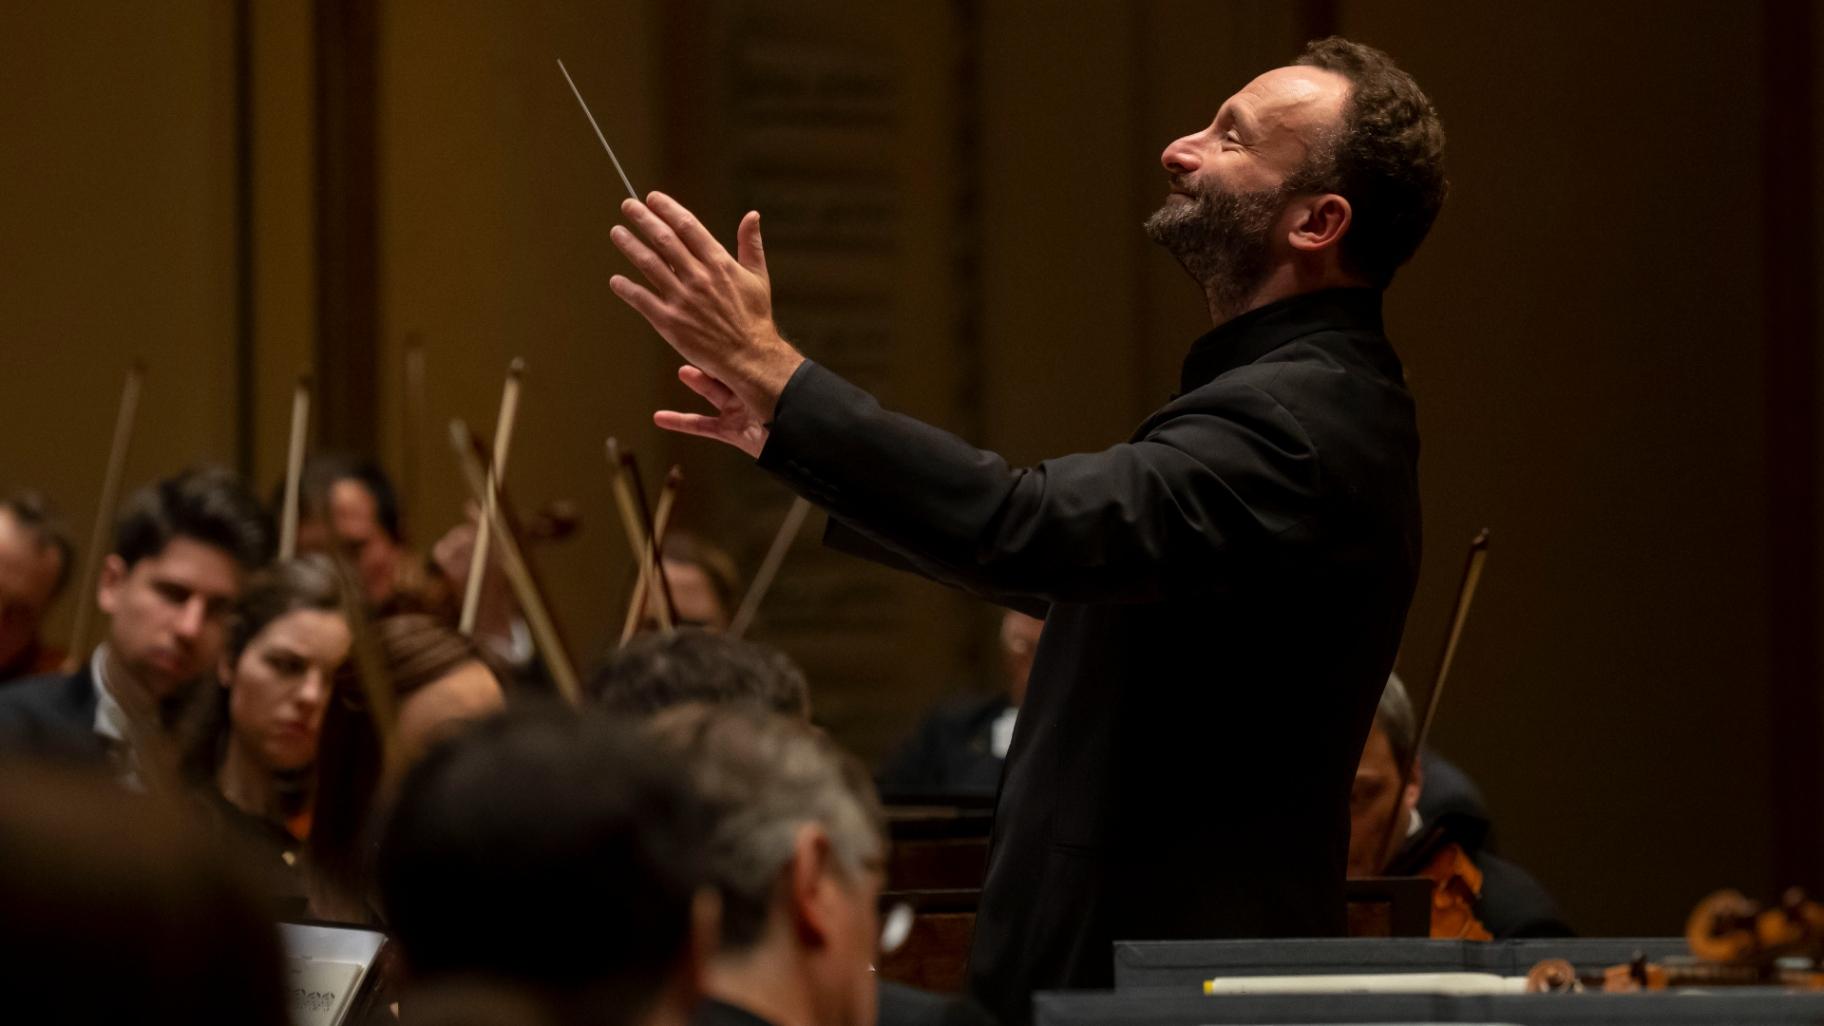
left=1, top=1, right=1818, bottom=935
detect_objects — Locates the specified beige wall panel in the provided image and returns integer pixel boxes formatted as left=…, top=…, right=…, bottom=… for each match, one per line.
left=377, top=0, right=667, bottom=665
left=976, top=0, right=1147, bottom=465
left=0, top=3, right=237, bottom=643
left=1338, top=1, right=1774, bottom=932
left=652, top=1, right=979, bottom=758
left=249, top=0, right=316, bottom=496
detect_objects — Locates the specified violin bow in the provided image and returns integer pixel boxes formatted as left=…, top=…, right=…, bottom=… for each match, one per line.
left=603, top=439, right=677, bottom=632
left=459, top=358, right=526, bottom=634
left=728, top=496, right=813, bottom=639
left=277, top=375, right=313, bottom=560
left=448, top=420, right=583, bottom=705
left=619, top=466, right=682, bottom=644
left=63, top=364, right=144, bottom=672
left=1378, top=527, right=1491, bottom=872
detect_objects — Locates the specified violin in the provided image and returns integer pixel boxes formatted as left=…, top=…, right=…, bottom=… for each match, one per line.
left=1527, top=888, right=1824, bottom=992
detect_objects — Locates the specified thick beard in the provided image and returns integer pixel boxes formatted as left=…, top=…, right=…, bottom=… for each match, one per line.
left=1143, top=185, right=1285, bottom=321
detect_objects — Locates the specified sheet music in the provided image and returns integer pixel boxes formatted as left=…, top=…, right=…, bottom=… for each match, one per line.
left=286, top=958, right=363, bottom=1026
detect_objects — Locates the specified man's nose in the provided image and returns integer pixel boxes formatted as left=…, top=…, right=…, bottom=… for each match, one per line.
left=173, top=597, right=207, bottom=640
left=1161, top=134, right=1202, bottom=175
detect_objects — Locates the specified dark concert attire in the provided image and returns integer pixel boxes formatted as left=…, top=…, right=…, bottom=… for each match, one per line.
left=0, top=639, right=64, bottom=686
left=0, top=656, right=109, bottom=766
left=1407, top=750, right=1574, bottom=938
left=694, top=986, right=998, bottom=1026
left=692, top=999, right=777, bottom=1026
left=758, top=288, right=1421, bottom=1023
left=877, top=691, right=1013, bottom=800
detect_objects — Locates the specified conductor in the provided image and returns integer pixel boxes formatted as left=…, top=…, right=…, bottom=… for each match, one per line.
left=608, top=36, right=1445, bottom=1024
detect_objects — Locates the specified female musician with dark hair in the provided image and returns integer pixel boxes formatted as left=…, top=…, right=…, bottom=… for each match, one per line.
left=177, top=554, right=352, bottom=912
left=307, top=613, right=506, bottom=923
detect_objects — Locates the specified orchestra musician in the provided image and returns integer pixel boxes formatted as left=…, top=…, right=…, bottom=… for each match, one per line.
left=877, top=609, right=1041, bottom=801
left=0, top=490, right=76, bottom=683
left=0, top=468, right=270, bottom=784
left=647, top=704, right=889, bottom=1026
left=376, top=706, right=714, bottom=1026
left=307, top=613, right=506, bottom=922
left=641, top=531, right=742, bottom=633
left=176, top=555, right=353, bottom=914
left=606, top=36, right=1445, bottom=1020
left=1349, top=673, right=1572, bottom=939
left=290, top=453, right=418, bottom=613
left=588, top=627, right=811, bottom=719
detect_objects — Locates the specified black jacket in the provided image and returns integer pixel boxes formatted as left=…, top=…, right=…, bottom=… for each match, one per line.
left=759, top=288, right=1421, bottom=1023
left=0, top=661, right=108, bottom=766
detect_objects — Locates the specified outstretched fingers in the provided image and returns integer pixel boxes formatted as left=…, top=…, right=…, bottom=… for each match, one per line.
left=609, top=224, right=683, bottom=296
left=653, top=409, right=725, bottom=438
left=646, top=191, right=731, bottom=267
left=620, top=197, right=700, bottom=277
left=735, top=211, right=767, bottom=278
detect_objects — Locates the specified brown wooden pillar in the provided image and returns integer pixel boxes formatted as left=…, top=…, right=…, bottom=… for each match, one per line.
left=312, top=0, right=379, bottom=453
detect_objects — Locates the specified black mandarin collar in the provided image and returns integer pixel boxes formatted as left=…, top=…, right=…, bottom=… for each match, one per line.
left=1179, top=287, right=1385, bottom=394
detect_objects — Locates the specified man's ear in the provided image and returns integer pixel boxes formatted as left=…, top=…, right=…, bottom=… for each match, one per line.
left=788, top=823, right=837, bottom=949
left=95, top=554, right=128, bottom=616
left=1287, top=193, right=1352, bottom=253
left=1401, top=757, right=1425, bottom=820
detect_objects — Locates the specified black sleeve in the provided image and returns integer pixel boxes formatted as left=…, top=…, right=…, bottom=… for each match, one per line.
left=756, top=360, right=1323, bottom=605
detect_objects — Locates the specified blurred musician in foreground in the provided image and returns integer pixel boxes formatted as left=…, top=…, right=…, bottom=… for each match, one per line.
left=1349, top=674, right=1572, bottom=938
left=0, top=468, right=270, bottom=785
left=590, top=627, right=810, bottom=719
left=648, top=704, right=886, bottom=1026
left=377, top=706, right=712, bottom=1026
left=0, top=762, right=287, bottom=1024
left=878, top=609, right=1041, bottom=800
left=176, top=555, right=352, bottom=913
left=0, top=490, right=75, bottom=682
left=308, top=614, right=505, bottom=922
left=609, top=36, right=1442, bottom=1019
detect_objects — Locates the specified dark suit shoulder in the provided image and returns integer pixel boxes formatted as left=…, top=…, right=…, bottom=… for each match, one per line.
left=1475, top=850, right=1574, bottom=938
left=0, top=667, right=103, bottom=762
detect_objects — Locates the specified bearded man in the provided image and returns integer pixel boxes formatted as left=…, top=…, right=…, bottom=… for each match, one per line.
left=606, top=37, right=1446, bottom=1024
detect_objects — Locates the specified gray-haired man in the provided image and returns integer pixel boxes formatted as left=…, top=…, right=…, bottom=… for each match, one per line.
left=648, top=705, right=886, bottom=1026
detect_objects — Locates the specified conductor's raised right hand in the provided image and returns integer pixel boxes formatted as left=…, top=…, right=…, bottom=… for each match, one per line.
left=608, top=193, right=804, bottom=435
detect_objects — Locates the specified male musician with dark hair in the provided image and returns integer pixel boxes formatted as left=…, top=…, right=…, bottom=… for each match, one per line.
left=0, top=490, right=76, bottom=683
left=376, top=705, right=713, bottom=1026
left=0, top=468, right=271, bottom=782
left=607, top=36, right=1443, bottom=1022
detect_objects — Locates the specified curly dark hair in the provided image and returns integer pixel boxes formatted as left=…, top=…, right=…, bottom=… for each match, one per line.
left=1290, top=37, right=1447, bottom=286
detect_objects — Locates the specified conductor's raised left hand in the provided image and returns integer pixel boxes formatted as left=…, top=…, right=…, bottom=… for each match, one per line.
left=608, top=193, right=804, bottom=451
